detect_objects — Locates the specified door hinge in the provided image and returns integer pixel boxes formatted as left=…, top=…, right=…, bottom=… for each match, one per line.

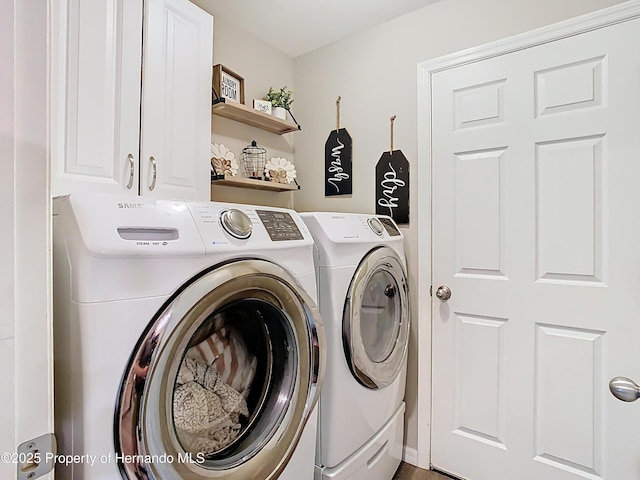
left=429, top=285, right=432, bottom=296
left=16, top=433, right=56, bottom=479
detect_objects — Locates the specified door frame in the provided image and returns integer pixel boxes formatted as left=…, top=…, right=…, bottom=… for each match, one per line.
left=1, top=0, right=54, bottom=478
left=416, top=0, right=640, bottom=470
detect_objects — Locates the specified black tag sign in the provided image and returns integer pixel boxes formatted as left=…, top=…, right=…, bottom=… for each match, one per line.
left=375, top=150, right=409, bottom=225
left=325, top=128, right=352, bottom=196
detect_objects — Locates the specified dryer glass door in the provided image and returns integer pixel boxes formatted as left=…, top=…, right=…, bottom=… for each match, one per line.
left=115, top=259, right=324, bottom=480
left=343, top=246, right=409, bottom=389
left=360, top=269, right=402, bottom=363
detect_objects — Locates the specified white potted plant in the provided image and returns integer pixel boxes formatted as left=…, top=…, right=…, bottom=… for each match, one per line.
left=264, top=86, right=293, bottom=120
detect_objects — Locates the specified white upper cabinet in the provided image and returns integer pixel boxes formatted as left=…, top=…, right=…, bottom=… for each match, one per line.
left=51, top=0, right=213, bottom=200
left=139, top=0, right=213, bottom=199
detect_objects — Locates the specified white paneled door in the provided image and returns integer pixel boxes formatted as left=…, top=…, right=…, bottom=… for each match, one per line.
left=431, top=14, right=640, bottom=480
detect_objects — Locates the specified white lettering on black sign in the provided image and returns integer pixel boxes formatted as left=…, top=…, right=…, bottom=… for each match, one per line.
left=377, top=163, right=405, bottom=215
left=325, top=128, right=353, bottom=196
left=375, top=150, right=409, bottom=224
left=327, top=137, right=349, bottom=190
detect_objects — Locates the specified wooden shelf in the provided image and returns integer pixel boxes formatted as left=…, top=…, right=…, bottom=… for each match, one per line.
left=211, top=99, right=300, bottom=134
left=211, top=175, right=299, bottom=192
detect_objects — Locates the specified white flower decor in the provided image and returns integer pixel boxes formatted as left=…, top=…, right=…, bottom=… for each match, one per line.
left=211, top=143, right=239, bottom=177
left=264, top=157, right=296, bottom=184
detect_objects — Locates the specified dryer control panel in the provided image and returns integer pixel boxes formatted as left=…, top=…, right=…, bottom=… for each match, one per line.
left=300, top=211, right=405, bottom=269
left=303, top=213, right=403, bottom=243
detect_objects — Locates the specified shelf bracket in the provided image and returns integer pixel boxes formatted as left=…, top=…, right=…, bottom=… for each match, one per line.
left=286, top=108, right=302, bottom=131
left=212, top=85, right=221, bottom=104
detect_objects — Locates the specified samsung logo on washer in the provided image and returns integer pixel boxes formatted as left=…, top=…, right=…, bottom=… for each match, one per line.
left=117, top=203, right=159, bottom=209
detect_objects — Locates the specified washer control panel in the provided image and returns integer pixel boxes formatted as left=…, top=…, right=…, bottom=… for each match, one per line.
left=188, top=201, right=312, bottom=252
left=257, top=210, right=304, bottom=241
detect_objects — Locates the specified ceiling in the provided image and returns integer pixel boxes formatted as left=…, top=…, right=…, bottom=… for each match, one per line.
left=191, top=0, right=440, bottom=58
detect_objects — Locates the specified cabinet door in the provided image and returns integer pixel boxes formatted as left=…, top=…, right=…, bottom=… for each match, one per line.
left=139, top=0, right=213, bottom=200
left=51, top=0, right=143, bottom=197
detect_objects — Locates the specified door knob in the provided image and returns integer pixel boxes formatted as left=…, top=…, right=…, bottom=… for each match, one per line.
left=435, top=285, right=452, bottom=301
left=609, top=376, right=640, bottom=402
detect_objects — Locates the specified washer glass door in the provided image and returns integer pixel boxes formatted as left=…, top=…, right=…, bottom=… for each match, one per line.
left=343, top=246, right=409, bottom=389
left=115, top=259, right=324, bottom=480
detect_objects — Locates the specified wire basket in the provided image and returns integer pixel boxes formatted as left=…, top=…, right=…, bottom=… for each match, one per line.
left=242, top=140, right=267, bottom=179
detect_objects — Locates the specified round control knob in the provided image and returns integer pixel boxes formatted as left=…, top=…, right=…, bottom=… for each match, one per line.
left=220, top=209, right=252, bottom=239
left=368, top=217, right=384, bottom=236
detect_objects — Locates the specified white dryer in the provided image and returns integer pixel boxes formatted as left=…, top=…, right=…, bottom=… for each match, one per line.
left=53, top=194, right=325, bottom=480
left=301, top=213, right=410, bottom=480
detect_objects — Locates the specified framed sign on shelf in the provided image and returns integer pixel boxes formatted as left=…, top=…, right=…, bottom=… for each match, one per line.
left=253, top=99, right=272, bottom=114
left=213, top=64, right=245, bottom=104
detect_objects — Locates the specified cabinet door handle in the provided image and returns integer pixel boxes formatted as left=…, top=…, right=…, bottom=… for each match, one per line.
left=126, top=154, right=135, bottom=190
left=149, top=156, right=157, bottom=191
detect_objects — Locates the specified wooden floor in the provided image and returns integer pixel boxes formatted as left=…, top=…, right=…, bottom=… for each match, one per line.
left=393, top=462, right=451, bottom=480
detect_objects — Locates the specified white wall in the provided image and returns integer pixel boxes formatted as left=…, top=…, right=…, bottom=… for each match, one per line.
left=292, top=0, right=626, bottom=456
left=190, top=1, right=299, bottom=208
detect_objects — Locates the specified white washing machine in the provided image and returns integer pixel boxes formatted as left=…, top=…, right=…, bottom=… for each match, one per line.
left=301, top=212, right=410, bottom=480
left=53, top=194, right=325, bottom=480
